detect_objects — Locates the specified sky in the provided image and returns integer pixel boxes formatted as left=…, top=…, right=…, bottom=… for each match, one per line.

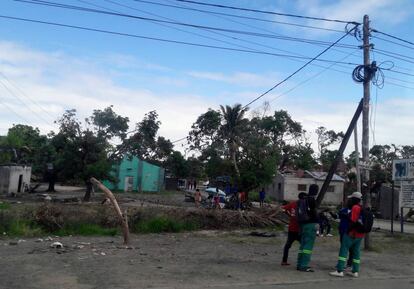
left=0, top=0, right=414, bottom=156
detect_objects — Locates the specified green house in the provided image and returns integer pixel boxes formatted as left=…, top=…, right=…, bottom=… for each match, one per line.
left=103, top=156, right=165, bottom=192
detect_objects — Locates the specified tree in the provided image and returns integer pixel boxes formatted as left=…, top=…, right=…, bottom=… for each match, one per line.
left=53, top=108, right=129, bottom=201
left=315, top=126, right=344, bottom=172
left=122, top=111, right=173, bottom=165
left=165, top=151, right=189, bottom=178
left=0, top=124, right=55, bottom=179
left=187, top=105, right=314, bottom=191
left=219, top=104, right=248, bottom=178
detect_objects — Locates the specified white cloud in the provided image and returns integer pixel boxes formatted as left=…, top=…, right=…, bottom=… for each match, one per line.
left=0, top=41, right=212, bottom=146
left=296, top=0, right=414, bottom=30
left=188, top=71, right=281, bottom=87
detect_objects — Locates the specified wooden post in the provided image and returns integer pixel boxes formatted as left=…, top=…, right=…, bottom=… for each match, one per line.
left=90, top=177, right=130, bottom=245
left=316, top=99, right=363, bottom=207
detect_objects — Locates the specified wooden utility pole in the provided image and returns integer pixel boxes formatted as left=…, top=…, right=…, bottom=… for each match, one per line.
left=362, top=14, right=371, bottom=249
left=354, top=126, right=361, bottom=192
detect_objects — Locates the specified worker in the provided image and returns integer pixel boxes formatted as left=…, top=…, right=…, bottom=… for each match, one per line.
left=194, top=189, right=202, bottom=208
left=296, top=184, right=319, bottom=272
left=259, top=187, right=266, bottom=208
left=330, top=191, right=365, bottom=278
left=281, top=192, right=306, bottom=266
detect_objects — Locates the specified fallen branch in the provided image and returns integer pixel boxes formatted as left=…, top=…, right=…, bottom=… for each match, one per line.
left=90, top=177, right=130, bottom=245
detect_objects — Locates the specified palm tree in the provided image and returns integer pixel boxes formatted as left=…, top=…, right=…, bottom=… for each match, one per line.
left=220, top=104, right=247, bottom=178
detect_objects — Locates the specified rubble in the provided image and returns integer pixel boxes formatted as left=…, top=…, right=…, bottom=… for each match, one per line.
left=50, top=242, right=64, bottom=249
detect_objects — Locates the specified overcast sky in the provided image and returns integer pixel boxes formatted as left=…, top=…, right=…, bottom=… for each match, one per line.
left=1, top=0, right=414, bottom=155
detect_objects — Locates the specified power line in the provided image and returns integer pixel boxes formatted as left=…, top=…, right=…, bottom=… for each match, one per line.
left=0, top=71, right=56, bottom=122
left=131, top=0, right=344, bottom=33
left=242, top=24, right=359, bottom=109
left=171, top=136, right=187, bottom=144
left=374, top=50, right=414, bottom=65
left=80, top=0, right=276, bottom=55
left=97, top=0, right=360, bottom=74
left=175, top=0, right=359, bottom=25
left=372, top=28, right=414, bottom=47
left=0, top=96, right=31, bottom=124
left=371, top=35, right=414, bottom=51
left=252, top=48, right=361, bottom=110
left=163, top=0, right=361, bottom=62
left=0, top=78, right=54, bottom=127
left=0, top=15, right=360, bottom=66
left=14, top=0, right=358, bottom=49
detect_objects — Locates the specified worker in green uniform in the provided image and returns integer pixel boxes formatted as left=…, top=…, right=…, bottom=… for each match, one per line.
left=296, top=184, right=319, bottom=272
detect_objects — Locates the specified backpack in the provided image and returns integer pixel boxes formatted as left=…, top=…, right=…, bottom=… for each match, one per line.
left=354, top=207, right=374, bottom=233
left=296, top=198, right=310, bottom=224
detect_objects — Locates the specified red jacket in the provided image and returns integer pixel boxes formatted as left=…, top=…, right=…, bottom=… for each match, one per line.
left=282, top=202, right=300, bottom=233
left=349, top=204, right=365, bottom=239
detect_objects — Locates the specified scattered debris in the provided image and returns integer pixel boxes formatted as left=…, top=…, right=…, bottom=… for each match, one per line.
left=100, top=252, right=106, bottom=256
left=35, top=238, right=44, bottom=243
left=50, top=242, right=64, bottom=249
left=9, top=241, right=18, bottom=246
left=45, top=237, right=53, bottom=241
left=249, top=231, right=277, bottom=238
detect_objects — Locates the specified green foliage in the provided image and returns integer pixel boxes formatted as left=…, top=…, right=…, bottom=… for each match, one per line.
left=54, top=223, right=118, bottom=236
left=188, top=105, right=315, bottom=190
left=0, top=124, right=55, bottom=176
left=0, top=219, right=44, bottom=237
left=0, top=203, right=11, bottom=210
left=131, top=216, right=199, bottom=233
left=122, top=110, right=173, bottom=164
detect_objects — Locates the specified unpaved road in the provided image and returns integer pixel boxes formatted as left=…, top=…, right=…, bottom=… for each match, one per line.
left=0, top=230, right=413, bottom=289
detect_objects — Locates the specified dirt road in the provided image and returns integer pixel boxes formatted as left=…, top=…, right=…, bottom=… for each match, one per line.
left=1, top=230, right=412, bottom=289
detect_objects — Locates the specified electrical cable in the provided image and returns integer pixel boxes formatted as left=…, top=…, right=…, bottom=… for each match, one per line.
left=98, top=0, right=360, bottom=74
left=252, top=48, right=360, bottom=111
left=131, top=0, right=344, bottom=33
left=0, top=14, right=361, bottom=66
left=371, top=35, right=414, bottom=52
left=371, top=28, right=414, bottom=47
left=242, top=24, right=359, bottom=109
left=0, top=71, right=56, bottom=122
left=163, top=0, right=361, bottom=61
left=171, top=136, right=188, bottom=144
left=175, top=0, right=359, bottom=25
left=0, top=96, right=31, bottom=124
left=14, top=0, right=358, bottom=49
left=0, top=78, right=55, bottom=127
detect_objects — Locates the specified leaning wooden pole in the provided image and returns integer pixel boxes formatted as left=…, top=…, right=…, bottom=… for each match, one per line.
left=90, top=177, right=130, bottom=245
left=316, top=99, right=364, bottom=208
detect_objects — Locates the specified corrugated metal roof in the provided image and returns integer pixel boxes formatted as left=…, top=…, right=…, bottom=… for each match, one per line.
left=305, top=170, right=345, bottom=182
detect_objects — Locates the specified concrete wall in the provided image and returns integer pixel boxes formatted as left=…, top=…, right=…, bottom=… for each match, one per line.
left=266, top=175, right=344, bottom=205
left=0, top=166, right=31, bottom=195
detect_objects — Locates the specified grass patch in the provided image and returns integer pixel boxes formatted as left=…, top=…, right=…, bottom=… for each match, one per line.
left=0, top=202, right=11, bottom=210
left=132, top=216, right=199, bottom=233
left=0, top=219, right=44, bottom=237
left=54, top=223, right=118, bottom=237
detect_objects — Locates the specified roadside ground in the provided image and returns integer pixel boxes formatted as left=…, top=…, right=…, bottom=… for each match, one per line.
left=0, top=229, right=413, bottom=289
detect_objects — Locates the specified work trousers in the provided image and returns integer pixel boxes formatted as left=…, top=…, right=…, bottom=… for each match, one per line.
left=336, top=234, right=362, bottom=273
left=297, top=223, right=317, bottom=269
left=282, top=231, right=301, bottom=263
left=339, top=232, right=353, bottom=267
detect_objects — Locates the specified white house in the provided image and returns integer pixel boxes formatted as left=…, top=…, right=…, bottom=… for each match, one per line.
left=266, top=170, right=345, bottom=205
left=0, top=165, right=31, bottom=195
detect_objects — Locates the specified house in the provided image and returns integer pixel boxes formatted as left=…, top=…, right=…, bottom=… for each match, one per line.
left=266, top=170, right=345, bottom=205
left=0, top=165, right=31, bottom=195
left=103, top=156, right=165, bottom=192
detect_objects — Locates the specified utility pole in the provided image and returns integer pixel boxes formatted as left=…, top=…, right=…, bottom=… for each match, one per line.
left=362, top=14, right=371, bottom=249
left=354, top=126, right=361, bottom=192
